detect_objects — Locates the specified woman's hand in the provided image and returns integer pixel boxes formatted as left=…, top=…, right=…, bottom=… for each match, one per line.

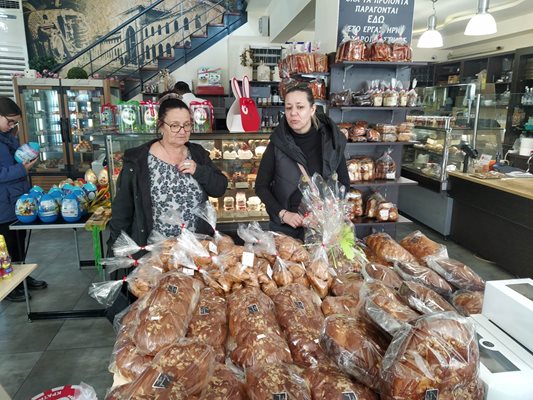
left=178, top=159, right=196, bottom=175
left=23, top=158, right=38, bottom=172
left=282, top=211, right=304, bottom=228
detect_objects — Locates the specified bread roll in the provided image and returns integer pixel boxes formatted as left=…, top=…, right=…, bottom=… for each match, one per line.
left=321, top=295, right=359, bottom=317
left=230, top=331, right=293, bottom=368
left=451, top=290, right=484, bottom=316
left=399, top=230, right=447, bottom=262
left=381, top=312, right=479, bottom=400
left=320, top=314, right=390, bottom=391
left=366, top=233, right=416, bottom=265
left=394, top=261, right=453, bottom=297
left=107, top=366, right=188, bottom=398
left=111, top=331, right=153, bottom=382
left=398, top=281, right=455, bottom=315
left=330, top=272, right=364, bottom=297
left=246, top=362, right=311, bottom=400
left=425, top=257, right=485, bottom=291
left=304, top=363, right=379, bottom=400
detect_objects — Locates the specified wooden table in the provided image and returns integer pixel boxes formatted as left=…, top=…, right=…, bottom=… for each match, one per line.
left=0, top=264, right=38, bottom=314
left=447, top=172, right=533, bottom=278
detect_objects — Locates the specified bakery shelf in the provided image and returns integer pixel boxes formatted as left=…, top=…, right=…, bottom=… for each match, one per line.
left=352, top=214, right=412, bottom=227
left=331, top=106, right=423, bottom=111
left=346, top=141, right=417, bottom=146
left=350, top=177, right=417, bottom=188
left=332, top=61, right=428, bottom=68
left=289, top=72, right=330, bottom=79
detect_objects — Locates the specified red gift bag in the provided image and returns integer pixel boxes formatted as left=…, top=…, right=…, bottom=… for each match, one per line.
left=226, top=76, right=260, bottom=132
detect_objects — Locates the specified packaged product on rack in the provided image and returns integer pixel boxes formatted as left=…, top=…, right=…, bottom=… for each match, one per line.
left=321, top=295, right=359, bottom=317
left=365, top=192, right=386, bottom=218
left=375, top=149, right=397, bottom=180
left=313, top=52, right=329, bottom=72
left=320, top=314, right=390, bottom=391
left=140, top=100, right=159, bottom=133
left=406, top=78, right=418, bottom=107
left=366, top=128, right=381, bottom=142
left=391, top=25, right=413, bottom=62
left=335, top=26, right=367, bottom=62
left=346, top=189, right=364, bottom=220
left=366, top=232, right=417, bottom=265
left=399, top=230, right=448, bottom=263
left=370, top=29, right=392, bottom=62
left=424, top=256, right=485, bottom=291
left=375, top=202, right=399, bottom=222
left=117, top=101, right=141, bottom=133
left=100, top=103, right=117, bottom=127
left=347, top=157, right=375, bottom=182
left=398, top=281, right=455, bottom=315
left=110, top=331, right=154, bottom=383
left=362, top=263, right=403, bottom=290
left=380, top=312, right=481, bottom=400
left=194, top=201, right=235, bottom=252
left=450, top=290, right=484, bottom=316
left=190, top=100, right=214, bottom=133
left=394, top=261, right=454, bottom=297
left=360, top=280, right=421, bottom=336
left=246, top=362, right=311, bottom=400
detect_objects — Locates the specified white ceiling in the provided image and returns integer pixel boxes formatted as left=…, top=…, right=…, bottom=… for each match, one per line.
left=246, top=0, right=530, bottom=38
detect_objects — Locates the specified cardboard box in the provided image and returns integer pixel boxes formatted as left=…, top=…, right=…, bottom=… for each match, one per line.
left=471, top=314, right=533, bottom=400
left=482, top=279, right=533, bottom=353
left=195, top=85, right=225, bottom=95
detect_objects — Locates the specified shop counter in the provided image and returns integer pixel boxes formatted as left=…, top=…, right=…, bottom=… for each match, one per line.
left=447, top=171, right=533, bottom=278
left=0, top=263, right=37, bottom=314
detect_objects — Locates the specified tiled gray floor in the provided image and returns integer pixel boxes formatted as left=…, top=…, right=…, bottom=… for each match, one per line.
left=0, top=222, right=518, bottom=398
left=0, top=352, right=42, bottom=397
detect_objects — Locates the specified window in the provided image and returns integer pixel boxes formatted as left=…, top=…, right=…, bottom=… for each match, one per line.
left=166, top=43, right=172, bottom=56
left=151, top=26, right=155, bottom=36
left=166, top=22, right=170, bottom=34
left=158, top=44, right=163, bottom=57
left=158, top=25, right=162, bottom=35
left=146, top=45, right=150, bottom=60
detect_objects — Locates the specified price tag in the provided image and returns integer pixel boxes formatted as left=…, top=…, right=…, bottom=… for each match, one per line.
left=200, top=306, right=210, bottom=315
left=209, top=241, right=218, bottom=254
left=182, top=267, right=195, bottom=276
left=267, top=265, right=273, bottom=279
left=167, top=285, right=178, bottom=294
left=425, top=389, right=439, bottom=400
left=248, top=304, right=259, bottom=314
left=342, top=393, right=357, bottom=400
left=242, top=251, right=255, bottom=267
left=294, top=300, right=305, bottom=310
left=152, top=372, right=173, bottom=389
left=272, top=394, right=287, bottom=400
left=256, top=333, right=266, bottom=340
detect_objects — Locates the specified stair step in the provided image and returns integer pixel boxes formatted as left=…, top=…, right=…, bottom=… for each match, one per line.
left=140, top=65, right=158, bottom=71
left=207, top=22, right=225, bottom=27
left=191, top=33, right=208, bottom=38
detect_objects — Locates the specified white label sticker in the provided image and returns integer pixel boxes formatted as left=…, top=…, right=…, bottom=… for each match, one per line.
left=267, top=265, right=273, bottom=279
left=209, top=241, right=218, bottom=254
left=182, top=267, right=195, bottom=276
left=256, top=334, right=266, bottom=340
left=242, top=251, right=255, bottom=267
left=149, top=316, right=162, bottom=321
left=379, top=209, right=389, bottom=220
left=386, top=171, right=396, bottom=180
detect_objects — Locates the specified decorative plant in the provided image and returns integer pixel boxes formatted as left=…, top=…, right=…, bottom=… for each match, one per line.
left=66, top=67, right=89, bottom=79
left=29, top=56, right=58, bottom=74
left=240, top=48, right=255, bottom=67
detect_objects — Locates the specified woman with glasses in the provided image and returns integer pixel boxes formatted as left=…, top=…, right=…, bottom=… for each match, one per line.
left=0, top=97, right=47, bottom=302
left=107, top=97, right=228, bottom=253
left=255, top=85, right=350, bottom=240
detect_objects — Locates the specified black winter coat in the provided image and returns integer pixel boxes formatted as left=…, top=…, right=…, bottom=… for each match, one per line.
left=107, top=139, right=228, bottom=255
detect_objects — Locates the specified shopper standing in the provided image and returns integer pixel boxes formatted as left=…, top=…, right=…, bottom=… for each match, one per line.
left=0, top=97, right=47, bottom=302
left=107, top=97, right=228, bottom=252
left=255, top=85, right=350, bottom=240
left=172, top=81, right=206, bottom=107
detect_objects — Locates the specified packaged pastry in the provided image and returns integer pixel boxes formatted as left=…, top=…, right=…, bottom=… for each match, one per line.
left=397, top=131, right=416, bottom=142
left=394, top=261, right=454, bottom=297
left=383, top=89, right=398, bottom=107
left=365, top=192, right=386, bottom=219
left=345, top=189, right=364, bottom=220
left=425, top=256, right=485, bottom=291
left=336, top=27, right=367, bottom=62
left=111, top=331, right=153, bottom=382
left=451, top=290, right=484, bottom=316
left=374, top=150, right=396, bottom=180
left=337, top=122, right=352, bottom=140
left=365, top=232, right=417, bottom=265
left=381, top=312, right=480, bottom=400
left=313, top=52, right=329, bottom=72
left=376, top=202, right=399, bottom=222
left=200, top=363, right=246, bottom=400
left=306, top=246, right=333, bottom=298
left=398, top=281, right=455, bottom=315
left=362, top=263, right=403, bottom=290
left=399, top=230, right=448, bottom=262
left=321, top=295, right=359, bottom=317
left=370, top=33, right=392, bottom=62
left=366, top=128, right=381, bottom=142
left=375, top=123, right=397, bottom=134
left=246, top=362, right=311, bottom=400
left=391, top=27, right=412, bottom=62
left=371, top=90, right=383, bottom=107
left=330, top=272, right=364, bottom=296
left=382, top=132, right=398, bottom=142
left=303, top=363, right=379, bottom=400
left=320, top=314, right=390, bottom=391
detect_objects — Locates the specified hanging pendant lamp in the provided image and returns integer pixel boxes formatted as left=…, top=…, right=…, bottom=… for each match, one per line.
left=464, top=0, right=497, bottom=36
left=417, top=0, right=443, bottom=48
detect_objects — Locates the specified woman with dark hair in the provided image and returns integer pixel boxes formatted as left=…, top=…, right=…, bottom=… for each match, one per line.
left=255, top=85, right=350, bottom=240
left=0, top=97, right=47, bottom=302
left=107, top=97, right=228, bottom=251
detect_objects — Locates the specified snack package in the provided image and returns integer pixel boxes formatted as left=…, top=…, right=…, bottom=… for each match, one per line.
left=336, top=25, right=367, bottom=62
left=381, top=312, right=480, bottom=400
left=394, top=261, right=453, bottom=297
left=246, top=362, right=311, bottom=400
left=370, top=28, right=392, bottom=61
left=398, top=281, right=455, bottom=315
left=345, top=189, right=364, bottom=220
left=362, top=263, right=403, bottom=290
left=451, top=290, right=484, bottom=316
left=425, top=256, right=485, bottom=291
left=366, top=192, right=386, bottom=219
left=360, top=280, right=420, bottom=336
left=374, top=150, right=397, bottom=180
left=399, top=230, right=448, bottom=262
left=375, top=202, right=399, bottom=222
left=320, top=314, right=390, bottom=391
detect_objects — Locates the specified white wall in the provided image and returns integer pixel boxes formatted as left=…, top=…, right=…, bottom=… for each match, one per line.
left=314, top=0, right=339, bottom=53
left=267, top=0, right=315, bottom=43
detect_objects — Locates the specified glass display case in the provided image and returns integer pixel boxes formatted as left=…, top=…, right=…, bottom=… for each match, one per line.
left=419, top=84, right=476, bottom=127
left=105, top=132, right=271, bottom=224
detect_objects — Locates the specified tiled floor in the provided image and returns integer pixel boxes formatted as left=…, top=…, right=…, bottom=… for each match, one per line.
left=0, top=222, right=516, bottom=398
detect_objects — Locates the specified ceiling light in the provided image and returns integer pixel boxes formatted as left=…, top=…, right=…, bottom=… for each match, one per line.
left=465, top=0, right=497, bottom=36
left=417, top=1, right=443, bottom=49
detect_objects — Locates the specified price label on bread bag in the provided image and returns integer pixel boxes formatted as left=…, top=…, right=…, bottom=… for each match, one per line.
left=181, top=267, right=195, bottom=276
left=167, top=285, right=178, bottom=294
left=425, top=389, right=439, bottom=400
left=200, top=306, right=210, bottom=315
left=272, top=393, right=287, bottom=400
left=242, top=251, right=255, bottom=267
left=209, top=241, right=218, bottom=254
left=248, top=304, right=259, bottom=314
left=342, top=392, right=358, bottom=400
left=152, top=372, right=173, bottom=388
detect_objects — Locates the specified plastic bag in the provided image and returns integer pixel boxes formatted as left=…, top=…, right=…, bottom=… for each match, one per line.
left=194, top=201, right=235, bottom=252
left=88, top=280, right=124, bottom=308
left=245, top=362, right=311, bottom=400
left=374, top=149, right=397, bottom=180
left=112, top=230, right=166, bottom=257
left=394, top=260, right=453, bottom=297
left=398, top=281, right=455, bottom=315
left=381, top=312, right=480, bottom=399
left=320, top=314, right=390, bottom=391
left=330, top=272, right=364, bottom=296
left=451, top=290, right=484, bottom=316
left=362, top=263, right=403, bottom=290
left=399, top=230, right=448, bottom=262
left=365, top=232, right=417, bottom=264
left=200, top=363, right=247, bottom=400
left=306, top=245, right=333, bottom=299
left=109, top=330, right=153, bottom=382
left=425, top=256, right=485, bottom=291
left=321, top=295, right=359, bottom=317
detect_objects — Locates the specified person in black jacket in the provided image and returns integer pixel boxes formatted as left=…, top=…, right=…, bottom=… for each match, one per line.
left=255, top=85, right=350, bottom=240
left=107, top=97, right=228, bottom=253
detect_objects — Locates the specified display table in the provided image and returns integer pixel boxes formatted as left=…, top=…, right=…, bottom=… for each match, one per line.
left=447, top=171, right=533, bottom=278
left=0, top=263, right=38, bottom=314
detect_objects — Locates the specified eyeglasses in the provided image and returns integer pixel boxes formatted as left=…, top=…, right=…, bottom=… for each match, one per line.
left=163, top=121, right=192, bottom=133
left=2, top=115, right=20, bottom=127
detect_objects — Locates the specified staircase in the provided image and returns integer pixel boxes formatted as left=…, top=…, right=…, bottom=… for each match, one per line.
left=52, top=0, right=248, bottom=100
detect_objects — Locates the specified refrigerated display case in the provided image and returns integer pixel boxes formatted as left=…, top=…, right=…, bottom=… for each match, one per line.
left=13, top=77, right=120, bottom=189
left=104, top=132, right=271, bottom=226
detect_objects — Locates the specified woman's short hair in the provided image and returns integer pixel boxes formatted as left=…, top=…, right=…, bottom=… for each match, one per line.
left=157, top=97, right=190, bottom=130
left=0, top=97, right=22, bottom=117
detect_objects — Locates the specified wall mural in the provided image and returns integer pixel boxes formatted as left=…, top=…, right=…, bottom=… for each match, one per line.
left=23, top=0, right=236, bottom=75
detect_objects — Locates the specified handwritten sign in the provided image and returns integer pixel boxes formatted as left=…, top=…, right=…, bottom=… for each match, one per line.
left=337, top=0, right=416, bottom=46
